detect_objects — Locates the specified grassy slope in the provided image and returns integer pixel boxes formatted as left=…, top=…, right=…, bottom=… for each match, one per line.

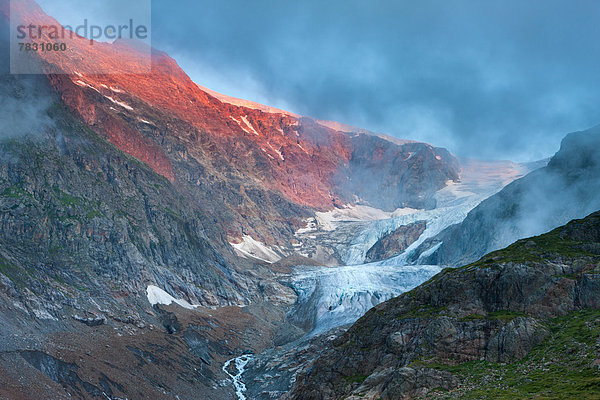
left=417, top=309, right=600, bottom=399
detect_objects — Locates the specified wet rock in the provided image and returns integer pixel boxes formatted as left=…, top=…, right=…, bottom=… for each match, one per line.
left=72, top=314, right=106, bottom=327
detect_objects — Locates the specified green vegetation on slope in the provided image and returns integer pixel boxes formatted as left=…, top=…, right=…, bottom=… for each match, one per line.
left=467, top=221, right=600, bottom=268
left=416, top=309, right=600, bottom=399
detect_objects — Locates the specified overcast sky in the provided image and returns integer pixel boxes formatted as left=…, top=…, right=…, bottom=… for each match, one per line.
left=41, top=0, right=600, bottom=161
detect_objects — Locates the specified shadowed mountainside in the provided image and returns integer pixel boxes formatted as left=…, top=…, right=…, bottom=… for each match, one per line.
left=409, top=125, right=600, bottom=267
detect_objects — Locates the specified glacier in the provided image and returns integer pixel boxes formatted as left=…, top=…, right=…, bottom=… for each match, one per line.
left=289, top=263, right=442, bottom=334
left=233, top=159, right=546, bottom=396
left=287, top=159, right=542, bottom=334
left=339, top=202, right=479, bottom=265
left=319, top=158, right=539, bottom=266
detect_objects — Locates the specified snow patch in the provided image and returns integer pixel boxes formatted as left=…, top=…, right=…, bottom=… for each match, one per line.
left=73, top=80, right=100, bottom=93
left=296, top=218, right=319, bottom=234
left=105, top=96, right=133, bottom=111
left=146, top=285, right=198, bottom=310
left=240, top=116, right=259, bottom=135
left=266, top=143, right=284, bottom=160
left=297, top=143, right=308, bottom=153
left=109, top=86, right=123, bottom=93
left=230, top=115, right=259, bottom=135
left=314, top=205, right=421, bottom=231
left=274, top=148, right=284, bottom=161
left=229, top=235, right=281, bottom=263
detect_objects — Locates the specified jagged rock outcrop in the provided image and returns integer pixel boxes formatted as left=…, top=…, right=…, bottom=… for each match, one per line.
left=289, top=211, right=600, bottom=399
left=365, top=221, right=427, bottom=262
left=334, top=134, right=459, bottom=211
left=409, top=125, right=600, bottom=266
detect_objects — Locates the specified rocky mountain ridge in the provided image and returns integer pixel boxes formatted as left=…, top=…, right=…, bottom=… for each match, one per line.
left=3, top=0, right=460, bottom=249
left=2, top=2, right=592, bottom=399
left=0, top=3, right=462, bottom=397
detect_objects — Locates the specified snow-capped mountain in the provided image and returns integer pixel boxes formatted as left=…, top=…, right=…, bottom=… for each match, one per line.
left=1, top=1, right=590, bottom=400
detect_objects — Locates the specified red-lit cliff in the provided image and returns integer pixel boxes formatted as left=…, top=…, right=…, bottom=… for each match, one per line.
left=3, top=0, right=459, bottom=244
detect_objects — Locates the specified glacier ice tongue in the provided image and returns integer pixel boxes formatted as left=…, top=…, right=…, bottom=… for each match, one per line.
left=289, top=263, right=442, bottom=334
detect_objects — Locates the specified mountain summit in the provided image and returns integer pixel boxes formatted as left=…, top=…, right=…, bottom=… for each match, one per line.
left=3, top=0, right=460, bottom=250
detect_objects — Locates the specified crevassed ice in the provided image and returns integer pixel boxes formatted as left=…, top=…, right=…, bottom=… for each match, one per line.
left=291, top=263, right=442, bottom=335
left=340, top=202, right=479, bottom=265
left=333, top=159, right=537, bottom=265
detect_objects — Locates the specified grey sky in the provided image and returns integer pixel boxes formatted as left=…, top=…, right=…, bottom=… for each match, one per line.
left=40, top=0, right=600, bottom=161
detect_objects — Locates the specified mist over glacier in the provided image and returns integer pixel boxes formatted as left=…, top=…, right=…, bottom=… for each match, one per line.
left=408, top=127, right=600, bottom=266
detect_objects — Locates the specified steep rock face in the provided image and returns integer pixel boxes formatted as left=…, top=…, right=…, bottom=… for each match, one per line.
left=0, top=70, right=301, bottom=399
left=3, top=0, right=459, bottom=246
left=410, top=126, right=600, bottom=266
left=0, top=71, right=286, bottom=317
left=46, top=73, right=176, bottom=182
left=334, top=134, right=459, bottom=211
left=289, top=211, right=600, bottom=399
left=365, top=221, right=427, bottom=262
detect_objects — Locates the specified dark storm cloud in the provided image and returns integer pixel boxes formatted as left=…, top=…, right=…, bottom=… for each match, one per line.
left=123, top=1, right=600, bottom=160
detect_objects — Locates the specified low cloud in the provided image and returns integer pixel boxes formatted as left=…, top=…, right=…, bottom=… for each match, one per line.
left=149, top=0, right=600, bottom=162
left=16, top=1, right=600, bottom=161
left=0, top=75, right=55, bottom=140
